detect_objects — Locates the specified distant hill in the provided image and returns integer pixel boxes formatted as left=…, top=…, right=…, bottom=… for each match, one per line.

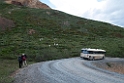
left=0, top=1, right=124, bottom=61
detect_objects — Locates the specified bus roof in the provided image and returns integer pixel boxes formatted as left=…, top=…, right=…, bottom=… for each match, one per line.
left=81, top=48, right=106, bottom=52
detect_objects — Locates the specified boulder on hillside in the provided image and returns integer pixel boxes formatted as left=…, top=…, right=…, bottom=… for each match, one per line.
left=0, top=17, right=15, bottom=30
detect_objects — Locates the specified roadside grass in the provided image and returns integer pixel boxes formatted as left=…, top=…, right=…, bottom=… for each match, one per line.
left=0, top=59, right=35, bottom=83
left=0, top=59, right=18, bottom=83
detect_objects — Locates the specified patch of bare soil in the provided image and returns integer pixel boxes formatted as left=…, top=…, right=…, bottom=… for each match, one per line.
left=0, top=17, right=15, bottom=30
left=10, top=69, right=21, bottom=78
left=94, top=61, right=124, bottom=74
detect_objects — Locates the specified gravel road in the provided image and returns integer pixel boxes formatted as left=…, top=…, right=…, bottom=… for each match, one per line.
left=13, top=57, right=124, bottom=83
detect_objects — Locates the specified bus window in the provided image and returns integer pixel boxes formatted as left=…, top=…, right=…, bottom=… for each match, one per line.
left=81, top=50, right=88, bottom=54
left=88, top=51, right=94, bottom=54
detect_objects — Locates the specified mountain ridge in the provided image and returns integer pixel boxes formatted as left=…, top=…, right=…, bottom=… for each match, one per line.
left=4, top=0, right=51, bottom=9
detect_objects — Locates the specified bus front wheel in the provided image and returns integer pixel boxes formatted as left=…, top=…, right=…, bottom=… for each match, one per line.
left=89, top=56, right=95, bottom=61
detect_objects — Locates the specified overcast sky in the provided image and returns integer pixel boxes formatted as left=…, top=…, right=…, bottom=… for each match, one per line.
left=40, top=0, right=124, bottom=28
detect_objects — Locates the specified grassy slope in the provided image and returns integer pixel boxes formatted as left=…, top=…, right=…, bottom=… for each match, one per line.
left=0, top=2, right=124, bottom=60
left=0, top=2, right=124, bottom=82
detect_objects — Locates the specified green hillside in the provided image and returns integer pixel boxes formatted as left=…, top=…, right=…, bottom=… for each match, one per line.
left=0, top=1, right=124, bottom=61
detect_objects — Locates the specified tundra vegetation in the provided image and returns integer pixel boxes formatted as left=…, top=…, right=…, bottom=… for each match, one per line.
left=0, top=1, right=124, bottom=83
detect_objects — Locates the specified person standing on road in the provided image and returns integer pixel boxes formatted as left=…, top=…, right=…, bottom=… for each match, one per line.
left=22, top=53, right=28, bottom=67
left=18, top=55, right=23, bottom=68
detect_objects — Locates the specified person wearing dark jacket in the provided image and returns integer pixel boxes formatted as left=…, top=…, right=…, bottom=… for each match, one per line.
left=18, top=55, right=23, bottom=68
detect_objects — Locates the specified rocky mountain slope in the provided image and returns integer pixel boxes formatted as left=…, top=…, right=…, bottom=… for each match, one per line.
left=4, top=0, right=51, bottom=9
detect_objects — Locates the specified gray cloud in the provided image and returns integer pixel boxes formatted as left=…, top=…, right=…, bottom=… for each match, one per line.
left=100, top=0, right=124, bottom=27
left=82, top=0, right=124, bottom=27
left=47, top=0, right=124, bottom=27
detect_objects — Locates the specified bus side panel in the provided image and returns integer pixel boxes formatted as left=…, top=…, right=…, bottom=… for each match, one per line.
left=88, top=54, right=105, bottom=59
left=94, top=54, right=105, bottom=59
left=80, top=53, right=105, bottom=59
left=80, top=53, right=89, bottom=59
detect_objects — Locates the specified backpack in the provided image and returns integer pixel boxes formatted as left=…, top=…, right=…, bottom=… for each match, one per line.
left=22, top=56, right=26, bottom=60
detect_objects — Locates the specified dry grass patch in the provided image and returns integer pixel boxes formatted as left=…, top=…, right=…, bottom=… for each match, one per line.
left=94, top=61, right=124, bottom=74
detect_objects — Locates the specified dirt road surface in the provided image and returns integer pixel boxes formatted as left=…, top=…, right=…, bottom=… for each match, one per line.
left=13, top=57, right=124, bottom=83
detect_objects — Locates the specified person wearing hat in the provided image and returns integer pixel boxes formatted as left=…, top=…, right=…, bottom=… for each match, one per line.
left=22, top=53, right=27, bottom=67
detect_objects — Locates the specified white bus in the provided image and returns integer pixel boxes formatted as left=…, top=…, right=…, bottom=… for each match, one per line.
left=80, top=48, right=106, bottom=60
